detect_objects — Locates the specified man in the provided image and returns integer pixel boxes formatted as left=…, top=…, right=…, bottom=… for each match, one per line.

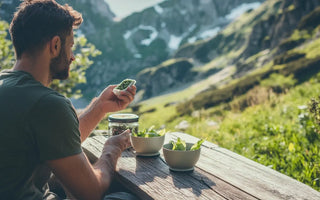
left=0, top=0, right=137, bottom=199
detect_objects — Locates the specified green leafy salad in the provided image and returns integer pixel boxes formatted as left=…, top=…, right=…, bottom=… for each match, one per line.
left=170, top=137, right=205, bottom=151
left=115, top=79, right=136, bottom=90
left=132, top=126, right=166, bottom=137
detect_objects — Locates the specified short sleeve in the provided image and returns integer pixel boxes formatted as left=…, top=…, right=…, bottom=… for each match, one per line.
left=27, top=93, right=82, bottom=161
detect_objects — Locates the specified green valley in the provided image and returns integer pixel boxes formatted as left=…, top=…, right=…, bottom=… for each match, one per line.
left=98, top=0, right=320, bottom=191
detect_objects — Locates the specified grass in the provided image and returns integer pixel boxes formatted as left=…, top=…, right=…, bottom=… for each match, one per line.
left=97, top=56, right=320, bottom=191
left=95, top=0, right=320, bottom=191
left=134, top=76, right=320, bottom=190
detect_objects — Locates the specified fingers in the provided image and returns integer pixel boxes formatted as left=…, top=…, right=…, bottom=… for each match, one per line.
left=105, top=129, right=131, bottom=151
left=108, top=85, right=118, bottom=91
left=120, top=129, right=132, bottom=149
left=126, top=85, right=136, bottom=96
left=117, top=92, right=134, bottom=103
left=99, top=85, right=117, bottom=99
left=120, top=129, right=131, bottom=137
left=117, top=85, right=136, bottom=102
left=120, top=85, right=136, bottom=96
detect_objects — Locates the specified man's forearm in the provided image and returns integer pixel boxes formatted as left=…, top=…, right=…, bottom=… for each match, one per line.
left=93, top=145, right=122, bottom=192
left=78, top=97, right=106, bottom=142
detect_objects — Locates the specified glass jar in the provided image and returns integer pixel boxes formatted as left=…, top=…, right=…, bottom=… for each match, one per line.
left=108, top=113, right=139, bottom=136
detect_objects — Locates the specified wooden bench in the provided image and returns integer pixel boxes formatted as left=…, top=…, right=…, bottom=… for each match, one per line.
left=82, top=131, right=320, bottom=200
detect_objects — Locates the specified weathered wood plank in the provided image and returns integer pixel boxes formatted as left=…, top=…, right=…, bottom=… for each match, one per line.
left=82, top=132, right=320, bottom=200
left=116, top=149, right=255, bottom=200
left=82, top=134, right=255, bottom=199
left=164, top=132, right=320, bottom=200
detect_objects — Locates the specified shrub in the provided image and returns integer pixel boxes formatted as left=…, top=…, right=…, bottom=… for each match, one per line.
left=0, top=20, right=14, bottom=70
left=298, top=6, right=320, bottom=30
left=273, top=52, right=305, bottom=65
left=278, top=38, right=305, bottom=52
left=260, top=73, right=297, bottom=93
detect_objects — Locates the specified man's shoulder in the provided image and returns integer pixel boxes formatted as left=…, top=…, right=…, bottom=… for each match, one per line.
left=32, top=90, right=77, bottom=123
left=0, top=70, right=73, bottom=116
left=37, top=92, right=73, bottom=111
left=0, top=69, right=57, bottom=98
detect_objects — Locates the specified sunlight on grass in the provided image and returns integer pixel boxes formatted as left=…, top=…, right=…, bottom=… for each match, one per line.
left=94, top=0, right=320, bottom=190
left=302, top=38, right=320, bottom=59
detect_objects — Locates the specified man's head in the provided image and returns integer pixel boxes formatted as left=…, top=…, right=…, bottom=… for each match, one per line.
left=49, top=31, right=73, bottom=80
left=9, top=0, right=82, bottom=60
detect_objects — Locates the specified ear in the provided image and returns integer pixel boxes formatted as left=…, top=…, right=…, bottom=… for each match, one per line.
left=49, top=36, right=61, bottom=57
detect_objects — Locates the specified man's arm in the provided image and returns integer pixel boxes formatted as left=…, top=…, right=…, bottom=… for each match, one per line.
left=47, top=130, right=130, bottom=200
left=78, top=85, right=136, bottom=142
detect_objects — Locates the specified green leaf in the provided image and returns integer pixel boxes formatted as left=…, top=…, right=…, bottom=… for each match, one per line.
left=172, top=137, right=186, bottom=151
left=133, top=126, right=166, bottom=137
left=115, top=79, right=136, bottom=90
left=190, top=139, right=205, bottom=151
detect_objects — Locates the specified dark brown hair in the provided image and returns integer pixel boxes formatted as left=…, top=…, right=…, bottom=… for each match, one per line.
left=9, top=0, right=83, bottom=59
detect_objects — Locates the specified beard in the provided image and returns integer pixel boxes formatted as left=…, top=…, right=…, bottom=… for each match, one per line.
left=50, top=46, right=71, bottom=80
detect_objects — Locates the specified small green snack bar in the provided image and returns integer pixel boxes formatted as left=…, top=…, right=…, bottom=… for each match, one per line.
left=113, top=79, right=136, bottom=96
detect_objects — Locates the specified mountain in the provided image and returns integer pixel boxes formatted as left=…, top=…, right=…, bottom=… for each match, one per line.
left=130, top=1, right=320, bottom=192
left=58, top=0, right=115, bottom=38
left=136, top=58, right=196, bottom=99
left=171, top=0, right=320, bottom=115
left=82, top=0, right=264, bottom=98
left=0, top=0, right=264, bottom=100
left=0, top=0, right=115, bottom=26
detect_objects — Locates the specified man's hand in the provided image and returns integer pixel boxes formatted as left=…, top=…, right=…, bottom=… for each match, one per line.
left=99, top=130, right=131, bottom=162
left=78, top=85, right=136, bottom=142
left=104, top=129, right=132, bottom=152
left=98, top=85, right=136, bottom=113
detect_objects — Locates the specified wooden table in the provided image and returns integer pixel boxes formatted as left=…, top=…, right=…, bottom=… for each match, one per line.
left=82, top=131, right=320, bottom=200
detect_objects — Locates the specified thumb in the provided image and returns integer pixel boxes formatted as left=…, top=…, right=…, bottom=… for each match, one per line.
left=120, top=129, right=131, bottom=148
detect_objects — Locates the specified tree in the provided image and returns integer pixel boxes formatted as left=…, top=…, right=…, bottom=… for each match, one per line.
left=0, top=20, right=14, bottom=70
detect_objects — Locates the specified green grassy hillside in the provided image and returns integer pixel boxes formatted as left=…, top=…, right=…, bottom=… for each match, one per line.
left=98, top=1, right=320, bottom=191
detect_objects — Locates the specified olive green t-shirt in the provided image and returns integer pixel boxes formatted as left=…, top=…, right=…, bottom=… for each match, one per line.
left=0, top=70, right=82, bottom=199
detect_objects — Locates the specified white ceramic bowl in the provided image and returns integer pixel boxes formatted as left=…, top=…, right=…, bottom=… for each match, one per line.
left=130, top=134, right=165, bottom=156
left=163, top=143, right=200, bottom=171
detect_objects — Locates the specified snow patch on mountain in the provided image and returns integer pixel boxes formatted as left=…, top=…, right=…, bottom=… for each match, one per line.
left=200, top=27, right=221, bottom=39
left=141, top=26, right=158, bottom=45
left=169, top=35, right=183, bottom=50
left=123, top=1, right=262, bottom=52
left=154, top=5, right=164, bottom=14
left=226, top=2, right=261, bottom=20
left=123, top=25, right=158, bottom=46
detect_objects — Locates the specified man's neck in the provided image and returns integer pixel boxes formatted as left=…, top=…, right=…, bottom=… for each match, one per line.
left=13, top=53, right=51, bottom=87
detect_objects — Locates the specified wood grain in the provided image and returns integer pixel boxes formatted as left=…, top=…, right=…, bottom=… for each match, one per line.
left=82, top=132, right=320, bottom=200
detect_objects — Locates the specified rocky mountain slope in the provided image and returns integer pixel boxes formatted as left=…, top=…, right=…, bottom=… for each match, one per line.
left=80, top=0, right=265, bottom=98
left=136, top=0, right=320, bottom=101
left=136, top=58, right=196, bottom=98
left=1, top=0, right=264, bottom=98
left=172, top=0, right=320, bottom=115
left=0, top=0, right=264, bottom=100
